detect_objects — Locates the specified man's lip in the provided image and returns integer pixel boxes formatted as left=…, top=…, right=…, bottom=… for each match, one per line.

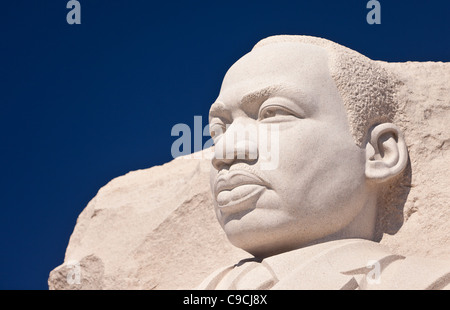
left=214, top=170, right=268, bottom=198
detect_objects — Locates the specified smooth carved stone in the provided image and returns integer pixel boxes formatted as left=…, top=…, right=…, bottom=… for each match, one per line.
left=49, top=36, right=450, bottom=290
left=198, top=239, right=450, bottom=290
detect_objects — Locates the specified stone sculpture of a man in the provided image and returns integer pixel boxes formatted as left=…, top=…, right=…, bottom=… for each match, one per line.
left=198, top=35, right=450, bottom=290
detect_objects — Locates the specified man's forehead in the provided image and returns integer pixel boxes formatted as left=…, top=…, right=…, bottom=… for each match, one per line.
left=223, top=42, right=329, bottom=84
left=219, top=43, right=329, bottom=97
left=209, top=43, right=330, bottom=118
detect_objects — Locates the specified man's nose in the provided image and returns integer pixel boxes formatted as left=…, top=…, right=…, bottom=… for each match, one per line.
left=212, top=121, right=259, bottom=170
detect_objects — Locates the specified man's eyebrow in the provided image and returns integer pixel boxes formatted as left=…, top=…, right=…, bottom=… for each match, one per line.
left=209, top=86, right=283, bottom=120
left=241, top=85, right=283, bottom=107
left=240, top=85, right=284, bottom=117
left=209, top=84, right=307, bottom=120
left=244, top=84, right=316, bottom=117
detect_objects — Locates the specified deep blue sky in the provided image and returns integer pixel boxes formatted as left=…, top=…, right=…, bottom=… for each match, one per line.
left=1, top=1, right=449, bottom=289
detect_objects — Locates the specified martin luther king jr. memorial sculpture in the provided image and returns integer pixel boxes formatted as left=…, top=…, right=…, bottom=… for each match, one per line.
left=49, top=35, right=450, bottom=290
left=197, top=35, right=450, bottom=290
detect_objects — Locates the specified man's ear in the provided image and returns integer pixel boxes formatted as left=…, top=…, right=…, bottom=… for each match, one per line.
left=365, top=123, right=408, bottom=183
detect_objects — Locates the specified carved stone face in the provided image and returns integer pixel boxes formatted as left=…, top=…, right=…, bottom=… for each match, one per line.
left=209, top=43, right=369, bottom=257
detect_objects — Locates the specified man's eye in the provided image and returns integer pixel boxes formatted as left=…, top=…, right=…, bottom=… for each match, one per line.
left=258, top=106, right=292, bottom=120
left=209, top=123, right=226, bottom=138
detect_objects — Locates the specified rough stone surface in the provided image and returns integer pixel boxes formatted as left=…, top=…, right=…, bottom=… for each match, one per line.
left=48, top=59, right=450, bottom=291
left=49, top=150, right=248, bottom=290
left=378, top=61, right=450, bottom=261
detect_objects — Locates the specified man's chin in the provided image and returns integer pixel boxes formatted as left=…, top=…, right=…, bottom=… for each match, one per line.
left=222, top=224, right=300, bottom=258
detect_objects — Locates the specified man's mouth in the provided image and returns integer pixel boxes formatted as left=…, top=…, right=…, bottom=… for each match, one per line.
left=214, top=170, right=268, bottom=214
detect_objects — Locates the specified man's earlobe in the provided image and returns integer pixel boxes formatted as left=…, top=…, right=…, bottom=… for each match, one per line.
left=365, top=123, right=408, bottom=183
